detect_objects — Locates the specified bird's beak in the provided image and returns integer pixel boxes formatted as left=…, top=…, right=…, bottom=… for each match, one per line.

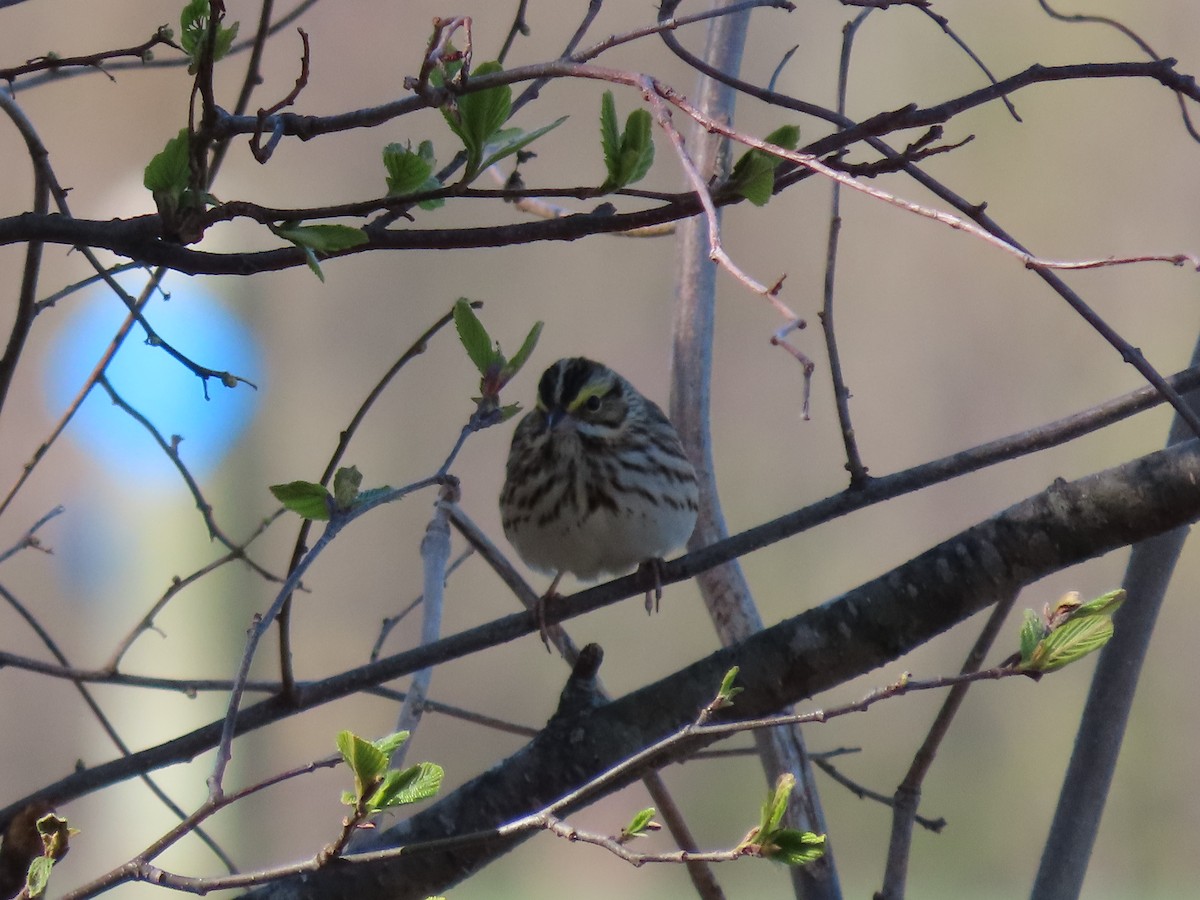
left=544, top=407, right=564, bottom=430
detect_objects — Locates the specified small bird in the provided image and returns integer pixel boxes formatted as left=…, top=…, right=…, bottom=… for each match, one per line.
left=500, top=357, right=699, bottom=638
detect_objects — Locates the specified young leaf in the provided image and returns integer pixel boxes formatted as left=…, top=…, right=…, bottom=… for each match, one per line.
left=599, top=91, right=621, bottom=182
left=1026, top=613, right=1114, bottom=673
left=383, top=141, right=432, bottom=194
left=765, top=830, right=826, bottom=866
left=36, top=814, right=74, bottom=858
left=383, top=140, right=444, bottom=208
left=1073, top=588, right=1125, bottom=618
left=1019, top=608, right=1045, bottom=666
left=718, top=666, right=743, bottom=704
left=453, top=298, right=497, bottom=375
left=599, top=95, right=655, bottom=191
left=272, top=223, right=368, bottom=253
left=372, top=731, right=411, bottom=758
left=443, top=60, right=510, bottom=176
left=367, top=762, right=444, bottom=811
left=616, top=108, right=654, bottom=185
left=143, top=128, right=191, bottom=215
left=211, top=19, right=240, bottom=63
left=729, top=124, right=801, bottom=206
left=748, top=772, right=796, bottom=848
left=179, top=0, right=208, bottom=57
left=337, top=731, right=388, bottom=800
left=478, top=116, right=568, bottom=173
left=501, top=320, right=543, bottom=380
left=26, top=856, right=53, bottom=899
left=180, top=0, right=240, bottom=73
left=270, top=223, right=367, bottom=282
left=623, top=808, right=659, bottom=839
left=332, top=465, right=362, bottom=511
left=270, top=481, right=332, bottom=520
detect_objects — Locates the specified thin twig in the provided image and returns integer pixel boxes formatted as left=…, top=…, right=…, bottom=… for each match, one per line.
left=275, top=301, right=470, bottom=697
left=103, top=510, right=287, bottom=671
left=1037, top=0, right=1200, bottom=142
left=497, top=0, right=531, bottom=65
left=821, top=10, right=872, bottom=484
left=0, top=89, right=50, bottom=421
left=0, top=506, right=64, bottom=566
left=370, top=548, right=474, bottom=662
left=879, top=590, right=1018, bottom=897
left=0, top=581, right=238, bottom=873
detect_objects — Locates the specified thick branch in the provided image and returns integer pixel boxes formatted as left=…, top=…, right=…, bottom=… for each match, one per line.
left=189, top=443, right=1200, bottom=896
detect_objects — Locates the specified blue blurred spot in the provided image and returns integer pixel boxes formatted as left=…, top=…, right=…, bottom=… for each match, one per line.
left=43, top=273, right=261, bottom=485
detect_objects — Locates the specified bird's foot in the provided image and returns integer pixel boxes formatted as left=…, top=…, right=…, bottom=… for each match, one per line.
left=535, top=572, right=566, bottom=651
left=637, top=558, right=666, bottom=615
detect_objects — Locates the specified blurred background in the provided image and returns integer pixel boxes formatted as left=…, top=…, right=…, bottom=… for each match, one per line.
left=1, top=1, right=1199, bottom=898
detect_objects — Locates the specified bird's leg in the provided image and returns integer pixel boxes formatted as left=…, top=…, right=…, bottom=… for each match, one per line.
left=637, top=558, right=665, bottom=614
left=535, top=572, right=565, bottom=650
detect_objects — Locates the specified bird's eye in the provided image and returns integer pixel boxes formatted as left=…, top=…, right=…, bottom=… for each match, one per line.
left=583, top=395, right=602, bottom=413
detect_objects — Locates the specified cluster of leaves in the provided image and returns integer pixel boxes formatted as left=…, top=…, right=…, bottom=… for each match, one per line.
left=270, top=465, right=390, bottom=521
left=620, top=807, right=662, bottom=842
left=179, top=0, right=239, bottom=74
left=434, top=60, right=567, bottom=182
left=453, top=298, right=542, bottom=420
left=727, top=124, right=800, bottom=206
left=142, top=11, right=807, bottom=280
left=383, top=139, right=444, bottom=210
left=336, top=730, right=443, bottom=821
left=24, top=814, right=76, bottom=899
left=143, top=129, right=213, bottom=223
left=738, top=774, right=827, bottom=866
left=599, top=91, right=655, bottom=191
left=1019, top=589, right=1125, bottom=673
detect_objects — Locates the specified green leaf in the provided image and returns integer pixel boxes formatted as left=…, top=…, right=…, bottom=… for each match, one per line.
left=617, top=109, right=654, bottom=184
left=300, top=247, right=325, bottom=281
left=332, top=466, right=362, bottom=511
left=270, top=481, right=332, bottom=520
left=1073, top=588, right=1125, bottom=618
left=624, top=808, right=659, bottom=838
left=179, top=0, right=208, bottom=56
left=383, top=140, right=443, bottom=208
left=600, top=91, right=620, bottom=182
left=1027, top=613, right=1114, bottom=673
left=355, top=485, right=395, bottom=507
left=372, top=730, right=411, bottom=758
left=144, top=128, right=191, bottom=214
left=212, top=19, right=239, bottom=62
left=600, top=95, right=655, bottom=191
left=367, top=762, right=444, bottom=812
left=180, top=0, right=240, bottom=73
left=765, top=829, right=826, bottom=866
left=498, top=402, right=523, bottom=422
left=337, top=731, right=388, bottom=801
left=35, top=814, right=73, bottom=858
left=26, top=856, right=53, bottom=899
left=718, top=666, right=743, bottom=703
left=478, top=116, right=568, bottom=173
left=729, top=124, right=801, bottom=206
left=501, top=320, right=543, bottom=380
left=272, top=223, right=368, bottom=253
left=383, top=141, right=432, bottom=193
left=761, top=773, right=795, bottom=835
left=270, top=223, right=367, bottom=282
left=1019, top=609, right=1045, bottom=666
left=443, top=60, right=510, bottom=176
left=453, top=298, right=497, bottom=375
